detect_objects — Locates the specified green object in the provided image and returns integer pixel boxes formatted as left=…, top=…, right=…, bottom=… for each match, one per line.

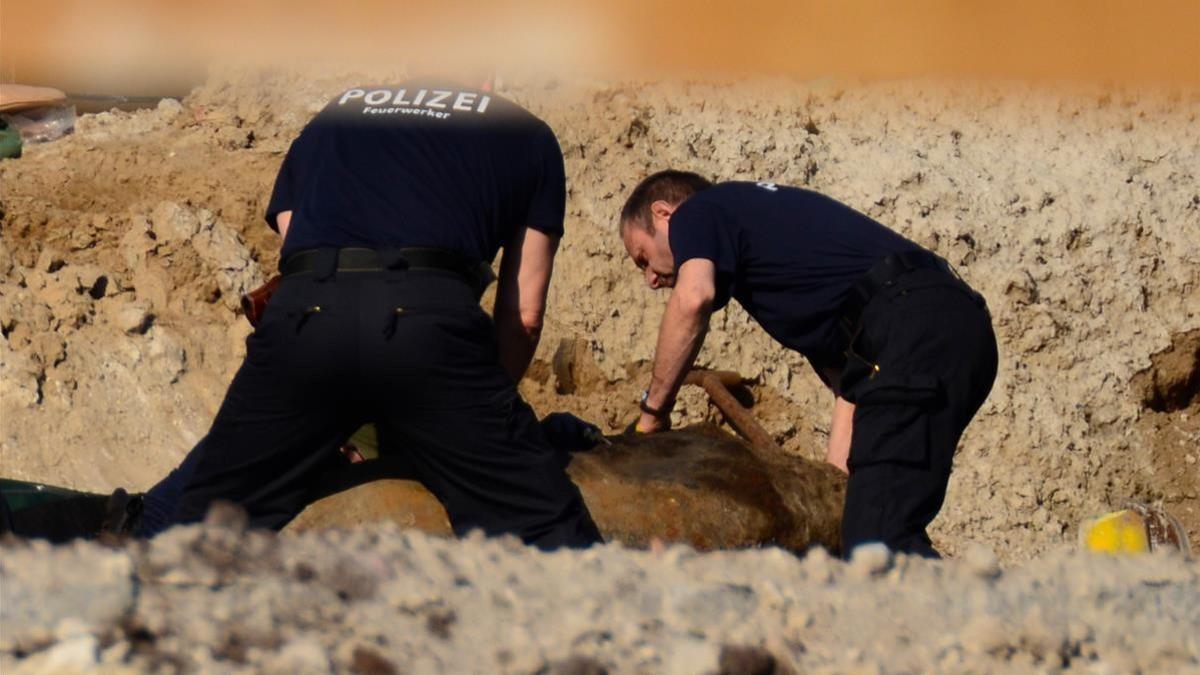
left=0, top=128, right=21, bottom=159
left=0, top=478, right=87, bottom=512
left=348, top=424, right=381, bottom=460
left=0, top=119, right=21, bottom=159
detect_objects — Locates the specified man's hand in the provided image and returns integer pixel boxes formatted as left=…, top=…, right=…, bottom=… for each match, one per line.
left=633, top=411, right=670, bottom=434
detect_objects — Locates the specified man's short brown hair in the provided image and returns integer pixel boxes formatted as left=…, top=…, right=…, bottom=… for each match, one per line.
left=619, top=170, right=714, bottom=234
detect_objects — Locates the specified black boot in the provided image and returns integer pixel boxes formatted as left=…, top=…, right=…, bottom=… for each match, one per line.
left=99, top=488, right=144, bottom=541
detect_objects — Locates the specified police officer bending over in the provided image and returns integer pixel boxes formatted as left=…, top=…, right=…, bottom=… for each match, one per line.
left=619, top=171, right=998, bottom=558
left=156, top=82, right=602, bottom=549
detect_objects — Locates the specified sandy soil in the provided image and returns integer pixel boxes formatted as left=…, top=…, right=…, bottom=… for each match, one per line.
left=2, top=517, right=1198, bottom=673
left=3, top=69, right=1197, bottom=560
left=2, top=68, right=1199, bottom=672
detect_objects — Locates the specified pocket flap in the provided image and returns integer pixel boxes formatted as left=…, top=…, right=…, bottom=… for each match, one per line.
left=850, top=373, right=941, bottom=407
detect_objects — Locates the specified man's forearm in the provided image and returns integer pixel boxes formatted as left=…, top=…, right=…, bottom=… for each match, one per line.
left=826, top=396, right=855, bottom=473
left=276, top=211, right=292, bottom=241
left=645, top=291, right=712, bottom=412
left=492, top=227, right=557, bottom=384
left=495, top=314, right=540, bottom=382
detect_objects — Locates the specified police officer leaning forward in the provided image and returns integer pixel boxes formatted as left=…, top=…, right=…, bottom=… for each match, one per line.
left=619, top=171, right=998, bottom=558
left=154, top=81, right=602, bottom=549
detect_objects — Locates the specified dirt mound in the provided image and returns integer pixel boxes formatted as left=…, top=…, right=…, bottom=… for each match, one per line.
left=2, top=521, right=1198, bottom=673
left=1, top=70, right=1199, bottom=560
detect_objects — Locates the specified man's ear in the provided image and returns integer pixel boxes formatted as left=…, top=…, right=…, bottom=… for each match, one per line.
left=650, top=200, right=677, bottom=221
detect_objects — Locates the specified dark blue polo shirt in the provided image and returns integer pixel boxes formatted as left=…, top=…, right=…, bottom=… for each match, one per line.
left=267, top=82, right=566, bottom=264
left=668, top=181, right=923, bottom=373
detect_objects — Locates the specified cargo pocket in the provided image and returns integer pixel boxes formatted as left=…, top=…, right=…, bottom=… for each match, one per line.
left=846, top=373, right=942, bottom=470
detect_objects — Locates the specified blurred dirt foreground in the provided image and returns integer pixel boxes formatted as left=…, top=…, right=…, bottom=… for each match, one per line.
left=1, top=69, right=1199, bottom=671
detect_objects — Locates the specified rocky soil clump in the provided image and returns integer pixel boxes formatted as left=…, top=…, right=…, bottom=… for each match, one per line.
left=2, top=517, right=1198, bottom=674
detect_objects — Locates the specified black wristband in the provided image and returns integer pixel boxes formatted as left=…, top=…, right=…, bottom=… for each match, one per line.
left=639, top=390, right=674, bottom=417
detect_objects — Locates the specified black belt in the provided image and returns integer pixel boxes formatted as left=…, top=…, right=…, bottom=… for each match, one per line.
left=282, top=247, right=493, bottom=292
left=837, top=250, right=954, bottom=336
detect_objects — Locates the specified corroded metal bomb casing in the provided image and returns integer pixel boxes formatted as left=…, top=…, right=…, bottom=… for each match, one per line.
left=288, top=425, right=847, bottom=554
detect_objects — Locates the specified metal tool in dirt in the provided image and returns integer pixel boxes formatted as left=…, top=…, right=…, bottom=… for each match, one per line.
left=682, top=369, right=786, bottom=462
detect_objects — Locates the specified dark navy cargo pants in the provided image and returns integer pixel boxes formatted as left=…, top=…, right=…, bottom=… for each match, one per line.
left=839, top=268, right=998, bottom=558
left=151, top=268, right=601, bottom=549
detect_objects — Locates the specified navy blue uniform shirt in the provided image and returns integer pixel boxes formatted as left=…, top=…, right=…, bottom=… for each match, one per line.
left=668, top=181, right=923, bottom=373
left=267, top=82, right=566, bottom=264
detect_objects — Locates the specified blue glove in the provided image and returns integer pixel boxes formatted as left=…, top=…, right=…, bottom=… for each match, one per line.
left=540, top=412, right=609, bottom=452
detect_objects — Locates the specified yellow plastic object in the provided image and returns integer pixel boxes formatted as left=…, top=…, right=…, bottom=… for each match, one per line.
left=1080, top=502, right=1192, bottom=558
left=1082, top=510, right=1152, bottom=554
